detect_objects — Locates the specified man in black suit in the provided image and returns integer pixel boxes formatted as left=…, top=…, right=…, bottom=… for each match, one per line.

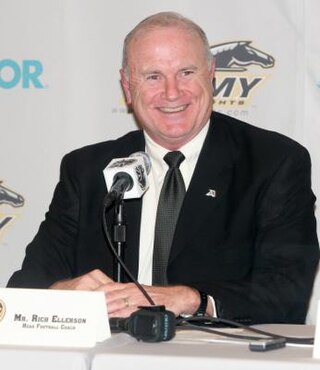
left=8, top=12, right=319, bottom=324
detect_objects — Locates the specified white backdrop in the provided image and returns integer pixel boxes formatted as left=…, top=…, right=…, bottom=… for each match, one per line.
left=1, top=0, right=319, bottom=322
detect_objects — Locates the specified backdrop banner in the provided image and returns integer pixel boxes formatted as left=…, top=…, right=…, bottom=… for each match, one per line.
left=1, top=0, right=319, bottom=323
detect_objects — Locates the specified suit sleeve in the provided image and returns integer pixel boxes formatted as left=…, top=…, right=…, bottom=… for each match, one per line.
left=196, top=145, right=319, bottom=324
left=7, top=154, right=80, bottom=288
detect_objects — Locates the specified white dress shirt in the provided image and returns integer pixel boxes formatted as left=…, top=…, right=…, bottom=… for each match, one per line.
left=137, top=122, right=216, bottom=316
left=138, top=122, right=210, bottom=284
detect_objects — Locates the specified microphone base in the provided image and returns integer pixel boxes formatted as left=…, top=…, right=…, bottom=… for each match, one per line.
left=109, top=306, right=176, bottom=342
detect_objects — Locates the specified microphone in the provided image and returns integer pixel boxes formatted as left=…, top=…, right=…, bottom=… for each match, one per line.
left=103, top=152, right=151, bottom=207
left=109, top=306, right=176, bottom=342
left=102, top=152, right=176, bottom=342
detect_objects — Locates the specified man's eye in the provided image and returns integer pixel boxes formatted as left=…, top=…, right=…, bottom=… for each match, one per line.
left=181, top=70, right=194, bottom=77
left=146, top=74, right=159, bottom=81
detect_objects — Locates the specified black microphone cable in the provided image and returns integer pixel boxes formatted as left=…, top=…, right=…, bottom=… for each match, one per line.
left=102, top=198, right=155, bottom=306
left=102, top=199, right=177, bottom=342
left=176, top=316, right=314, bottom=345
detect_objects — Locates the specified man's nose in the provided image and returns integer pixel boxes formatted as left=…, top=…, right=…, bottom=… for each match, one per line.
left=163, top=78, right=181, bottom=101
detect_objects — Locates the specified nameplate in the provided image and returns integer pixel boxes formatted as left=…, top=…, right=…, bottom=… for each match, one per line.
left=0, top=288, right=110, bottom=348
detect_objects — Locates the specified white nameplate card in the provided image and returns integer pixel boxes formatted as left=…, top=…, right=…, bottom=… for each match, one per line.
left=0, top=288, right=110, bottom=348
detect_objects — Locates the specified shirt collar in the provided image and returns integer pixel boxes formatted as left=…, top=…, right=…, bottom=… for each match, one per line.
left=144, top=121, right=210, bottom=168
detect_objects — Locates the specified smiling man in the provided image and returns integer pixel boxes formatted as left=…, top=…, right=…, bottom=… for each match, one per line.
left=8, top=12, right=319, bottom=325
left=120, top=22, right=214, bottom=150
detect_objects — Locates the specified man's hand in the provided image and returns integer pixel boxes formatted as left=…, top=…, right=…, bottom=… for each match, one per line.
left=50, top=269, right=213, bottom=318
left=49, top=269, right=113, bottom=290
left=102, top=283, right=213, bottom=318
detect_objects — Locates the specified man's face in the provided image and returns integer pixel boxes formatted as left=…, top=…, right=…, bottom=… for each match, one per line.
left=121, top=26, right=215, bottom=150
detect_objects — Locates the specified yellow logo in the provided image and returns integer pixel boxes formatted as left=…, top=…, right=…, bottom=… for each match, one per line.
left=0, top=299, right=6, bottom=321
left=211, top=41, right=275, bottom=111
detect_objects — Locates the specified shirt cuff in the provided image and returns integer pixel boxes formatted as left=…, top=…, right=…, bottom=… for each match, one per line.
left=208, top=295, right=217, bottom=317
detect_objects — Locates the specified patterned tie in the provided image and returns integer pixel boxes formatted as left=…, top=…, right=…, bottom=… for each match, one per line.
left=152, top=151, right=186, bottom=285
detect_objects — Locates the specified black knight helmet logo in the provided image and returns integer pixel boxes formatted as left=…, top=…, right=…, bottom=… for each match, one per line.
left=0, top=181, right=24, bottom=207
left=0, top=181, right=25, bottom=235
left=211, top=41, right=275, bottom=72
left=135, top=164, right=146, bottom=190
left=210, top=41, right=275, bottom=109
left=109, top=158, right=136, bottom=168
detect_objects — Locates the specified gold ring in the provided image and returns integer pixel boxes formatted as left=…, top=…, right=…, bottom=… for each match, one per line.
left=123, top=297, right=129, bottom=308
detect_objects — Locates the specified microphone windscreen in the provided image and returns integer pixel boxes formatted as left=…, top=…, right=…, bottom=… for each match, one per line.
left=103, top=153, right=150, bottom=200
left=130, top=151, right=151, bottom=174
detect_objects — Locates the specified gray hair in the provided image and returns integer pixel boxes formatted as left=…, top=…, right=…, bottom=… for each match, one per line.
left=122, top=11, right=213, bottom=74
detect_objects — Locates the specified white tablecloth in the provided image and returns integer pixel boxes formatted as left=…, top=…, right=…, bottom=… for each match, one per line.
left=1, top=324, right=319, bottom=370
left=92, top=324, right=319, bottom=370
left=0, top=346, right=93, bottom=370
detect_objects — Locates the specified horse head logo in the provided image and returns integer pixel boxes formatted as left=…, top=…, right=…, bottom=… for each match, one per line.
left=135, top=164, right=146, bottom=191
left=109, top=158, right=136, bottom=168
left=211, top=41, right=275, bottom=72
left=0, top=182, right=25, bottom=208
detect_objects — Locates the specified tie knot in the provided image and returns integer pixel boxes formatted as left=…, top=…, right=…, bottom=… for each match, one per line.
left=164, top=151, right=185, bottom=168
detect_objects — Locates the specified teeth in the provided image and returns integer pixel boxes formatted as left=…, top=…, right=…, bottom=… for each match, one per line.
left=159, top=105, right=186, bottom=113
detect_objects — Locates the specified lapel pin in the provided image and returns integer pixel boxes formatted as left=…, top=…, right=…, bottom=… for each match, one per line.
left=206, top=189, right=216, bottom=198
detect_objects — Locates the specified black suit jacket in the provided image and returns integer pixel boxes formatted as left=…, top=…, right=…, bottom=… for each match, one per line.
left=8, top=112, right=319, bottom=324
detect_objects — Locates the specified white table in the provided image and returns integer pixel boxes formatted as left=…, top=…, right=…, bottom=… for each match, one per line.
left=0, top=345, right=93, bottom=370
left=1, top=324, right=318, bottom=370
left=92, top=325, right=319, bottom=370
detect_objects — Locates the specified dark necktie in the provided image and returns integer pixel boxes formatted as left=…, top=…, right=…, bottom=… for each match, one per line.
left=152, top=151, right=186, bottom=285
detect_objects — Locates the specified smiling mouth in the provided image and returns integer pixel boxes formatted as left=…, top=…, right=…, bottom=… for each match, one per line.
left=158, top=105, right=188, bottom=113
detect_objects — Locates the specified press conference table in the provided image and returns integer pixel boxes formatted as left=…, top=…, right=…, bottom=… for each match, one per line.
left=1, top=325, right=319, bottom=370
left=0, top=345, right=93, bottom=370
left=92, top=325, right=318, bottom=370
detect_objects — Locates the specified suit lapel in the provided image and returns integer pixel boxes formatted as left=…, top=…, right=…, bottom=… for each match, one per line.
left=169, top=114, right=235, bottom=263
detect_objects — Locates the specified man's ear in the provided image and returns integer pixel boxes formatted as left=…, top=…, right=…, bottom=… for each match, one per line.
left=120, top=69, right=132, bottom=105
left=209, top=57, right=215, bottom=80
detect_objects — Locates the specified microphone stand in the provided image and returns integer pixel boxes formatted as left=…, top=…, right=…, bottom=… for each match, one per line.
left=113, top=199, right=127, bottom=282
